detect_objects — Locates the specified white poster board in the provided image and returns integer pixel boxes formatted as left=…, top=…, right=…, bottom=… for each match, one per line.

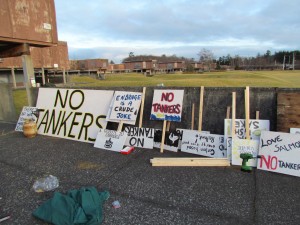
left=176, top=128, right=210, bottom=150
left=124, top=126, right=154, bottom=149
left=224, top=119, right=270, bottom=161
left=231, top=138, right=259, bottom=166
left=107, top=91, right=142, bottom=124
left=181, top=130, right=226, bottom=158
left=15, top=106, right=38, bottom=131
left=290, top=128, right=300, bottom=134
left=258, top=131, right=300, bottom=177
left=150, top=89, right=184, bottom=122
left=36, top=88, right=114, bottom=143
left=94, top=129, right=127, bottom=152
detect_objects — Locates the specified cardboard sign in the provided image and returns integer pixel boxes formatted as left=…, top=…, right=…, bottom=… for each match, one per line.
left=150, top=89, right=184, bottom=122
left=231, top=138, right=259, bottom=166
left=181, top=130, right=226, bottom=158
left=36, top=88, right=114, bottom=143
left=153, top=129, right=181, bottom=152
left=258, top=131, right=300, bottom=177
left=15, top=106, right=39, bottom=131
left=176, top=128, right=210, bottom=150
left=107, top=91, right=142, bottom=123
left=290, top=128, right=300, bottom=134
left=124, top=126, right=154, bottom=149
left=94, top=129, right=127, bottom=152
left=224, top=119, right=270, bottom=161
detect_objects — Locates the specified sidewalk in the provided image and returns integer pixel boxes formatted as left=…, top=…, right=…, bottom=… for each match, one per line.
left=0, top=121, right=299, bottom=225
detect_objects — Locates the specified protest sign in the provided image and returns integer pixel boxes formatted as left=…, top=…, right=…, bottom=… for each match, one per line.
left=15, top=106, right=39, bottom=131
left=150, top=89, right=184, bottom=122
left=107, top=91, right=142, bottom=124
left=181, top=130, right=226, bottom=158
left=258, top=131, right=300, bottom=177
left=153, top=129, right=181, bottom=152
left=176, top=128, right=210, bottom=150
left=231, top=138, right=259, bottom=166
left=36, top=88, right=114, bottom=143
left=124, top=126, right=154, bottom=149
left=224, top=119, right=270, bottom=161
left=94, top=129, right=127, bottom=152
left=290, top=128, right=300, bottom=134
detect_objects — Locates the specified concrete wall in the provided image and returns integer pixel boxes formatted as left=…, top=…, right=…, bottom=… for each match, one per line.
left=0, top=84, right=17, bottom=122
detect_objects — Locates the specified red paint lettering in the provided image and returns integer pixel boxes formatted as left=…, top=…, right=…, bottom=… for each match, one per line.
left=161, top=92, right=174, bottom=102
left=259, top=155, right=278, bottom=170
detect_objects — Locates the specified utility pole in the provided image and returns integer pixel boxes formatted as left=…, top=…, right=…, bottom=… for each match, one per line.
left=283, top=55, right=286, bottom=70
left=293, top=52, right=295, bottom=70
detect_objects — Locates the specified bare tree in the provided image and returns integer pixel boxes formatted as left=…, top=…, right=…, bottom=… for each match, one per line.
left=198, top=48, right=214, bottom=71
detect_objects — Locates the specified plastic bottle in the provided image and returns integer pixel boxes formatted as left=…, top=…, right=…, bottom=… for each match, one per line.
left=33, top=175, right=59, bottom=192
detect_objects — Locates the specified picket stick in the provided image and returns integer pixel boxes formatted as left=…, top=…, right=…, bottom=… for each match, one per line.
left=160, top=120, right=167, bottom=153
left=198, top=86, right=204, bottom=131
left=191, top=103, right=195, bottom=130
left=245, top=86, right=250, bottom=140
left=232, top=92, right=236, bottom=138
left=138, top=87, right=146, bottom=128
left=256, top=111, right=260, bottom=120
left=226, top=106, right=231, bottom=119
left=166, top=121, right=171, bottom=131
left=117, top=121, right=124, bottom=132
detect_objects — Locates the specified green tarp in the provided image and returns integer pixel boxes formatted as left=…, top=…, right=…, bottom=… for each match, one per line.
left=33, top=186, right=110, bottom=225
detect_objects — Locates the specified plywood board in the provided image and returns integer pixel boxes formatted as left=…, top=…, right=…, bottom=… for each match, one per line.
left=150, top=158, right=230, bottom=167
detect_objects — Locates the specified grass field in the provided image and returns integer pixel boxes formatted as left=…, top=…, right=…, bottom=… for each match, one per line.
left=12, top=70, right=300, bottom=115
left=68, top=70, right=300, bottom=87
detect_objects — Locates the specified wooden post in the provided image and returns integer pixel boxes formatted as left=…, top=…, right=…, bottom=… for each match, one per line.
left=63, top=68, right=66, bottom=84
left=139, top=87, right=146, bottom=128
left=160, top=120, right=167, bottom=153
left=226, top=106, right=231, bottom=119
left=117, top=121, right=124, bottom=132
left=232, top=92, right=236, bottom=138
left=256, top=111, right=260, bottom=120
left=191, top=103, right=195, bottom=130
left=42, top=67, right=46, bottom=85
left=11, top=67, right=17, bottom=88
left=245, top=87, right=250, bottom=140
left=21, top=54, right=35, bottom=106
left=198, top=86, right=204, bottom=131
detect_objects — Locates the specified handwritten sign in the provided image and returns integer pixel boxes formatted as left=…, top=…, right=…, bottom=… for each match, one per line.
left=150, top=89, right=184, bottom=122
left=153, top=129, right=180, bottom=152
left=224, top=119, right=270, bottom=161
left=36, top=88, right=114, bottom=143
left=176, top=128, right=210, bottom=150
left=15, top=106, right=39, bottom=131
left=94, top=129, right=127, bottom=152
left=107, top=91, right=142, bottom=123
left=290, top=128, right=300, bottom=134
left=181, top=130, right=226, bottom=158
left=124, top=126, right=154, bottom=149
left=231, top=139, right=259, bottom=166
left=258, top=131, right=300, bottom=177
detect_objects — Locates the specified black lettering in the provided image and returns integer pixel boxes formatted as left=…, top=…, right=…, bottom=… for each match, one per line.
left=69, top=90, right=84, bottom=110
left=54, top=90, right=69, bottom=108
left=78, top=113, right=94, bottom=140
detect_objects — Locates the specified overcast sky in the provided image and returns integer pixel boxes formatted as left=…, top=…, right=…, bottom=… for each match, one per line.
left=54, top=0, right=300, bottom=63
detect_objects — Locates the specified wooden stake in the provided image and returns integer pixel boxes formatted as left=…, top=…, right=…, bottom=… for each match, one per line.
left=150, top=158, right=230, bottom=167
left=138, top=87, right=146, bottom=128
left=232, top=92, right=236, bottom=138
left=117, top=121, right=124, bottom=132
left=226, top=106, right=231, bottom=119
left=198, top=86, right=204, bottom=131
left=160, top=120, right=167, bottom=153
left=191, top=103, right=195, bottom=130
left=166, top=121, right=171, bottom=131
left=256, top=111, right=260, bottom=120
left=245, top=87, right=250, bottom=140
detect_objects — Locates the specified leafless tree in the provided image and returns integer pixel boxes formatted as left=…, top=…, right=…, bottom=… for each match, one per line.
left=198, top=48, right=214, bottom=71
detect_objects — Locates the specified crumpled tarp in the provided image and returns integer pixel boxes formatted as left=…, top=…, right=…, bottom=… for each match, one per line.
left=32, top=186, right=110, bottom=225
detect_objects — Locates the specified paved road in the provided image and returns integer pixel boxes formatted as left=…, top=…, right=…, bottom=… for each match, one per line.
left=0, top=122, right=299, bottom=225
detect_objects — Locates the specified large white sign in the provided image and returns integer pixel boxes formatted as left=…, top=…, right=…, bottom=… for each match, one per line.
left=15, top=106, right=38, bottom=131
left=150, top=89, right=184, bottom=122
left=94, top=129, right=127, bottom=152
left=124, top=126, right=154, bottom=149
left=258, top=131, right=300, bottom=177
left=36, top=88, right=114, bottom=143
left=107, top=91, right=142, bottom=123
left=181, top=130, right=226, bottom=158
left=231, top=138, right=259, bottom=166
left=153, top=129, right=181, bottom=152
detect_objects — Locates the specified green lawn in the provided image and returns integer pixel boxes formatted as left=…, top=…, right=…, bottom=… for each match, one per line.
left=13, top=70, right=300, bottom=115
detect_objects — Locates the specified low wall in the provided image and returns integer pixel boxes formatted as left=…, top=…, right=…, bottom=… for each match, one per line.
left=5, top=86, right=300, bottom=134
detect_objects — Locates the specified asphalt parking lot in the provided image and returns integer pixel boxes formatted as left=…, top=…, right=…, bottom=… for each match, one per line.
left=0, top=121, right=299, bottom=225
